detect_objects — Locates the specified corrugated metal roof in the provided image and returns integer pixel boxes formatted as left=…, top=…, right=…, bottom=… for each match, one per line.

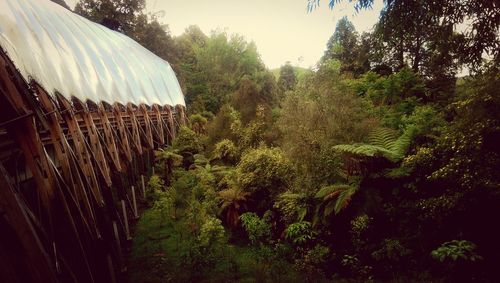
left=0, top=0, right=185, bottom=107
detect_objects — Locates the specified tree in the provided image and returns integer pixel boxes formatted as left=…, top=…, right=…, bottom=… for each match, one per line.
left=311, top=0, right=499, bottom=71
left=189, top=114, right=208, bottom=135
left=133, top=14, right=177, bottom=63
left=322, top=17, right=359, bottom=75
left=277, top=62, right=297, bottom=93
left=219, top=187, right=250, bottom=229
left=75, top=0, right=145, bottom=33
left=195, top=32, right=266, bottom=113
left=278, top=75, right=377, bottom=188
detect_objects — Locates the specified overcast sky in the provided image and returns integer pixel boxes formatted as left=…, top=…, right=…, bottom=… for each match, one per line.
left=65, top=0, right=384, bottom=69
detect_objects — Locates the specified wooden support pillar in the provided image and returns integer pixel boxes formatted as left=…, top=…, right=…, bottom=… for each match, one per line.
left=121, top=200, right=131, bottom=240
left=113, top=103, right=133, bottom=163
left=165, top=105, right=176, bottom=140
left=37, top=88, right=98, bottom=236
left=112, top=221, right=125, bottom=272
left=138, top=104, right=154, bottom=149
left=152, top=104, right=165, bottom=146
left=77, top=100, right=112, bottom=187
left=131, top=186, right=138, bottom=219
left=177, top=105, right=187, bottom=127
left=106, top=254, right=117, bottom=283
left=98, top=103, right=122, bottom=172
left=58, top=96, right=104, bottom=205
left=126, top=103, right=143, bottom=155
left=141, top=175, right=146, bottom=199
left=0, top=53, right=56, bottom=228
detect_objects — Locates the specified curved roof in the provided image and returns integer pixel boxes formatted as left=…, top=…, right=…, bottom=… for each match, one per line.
left=0, top=0, right=185, bottom=107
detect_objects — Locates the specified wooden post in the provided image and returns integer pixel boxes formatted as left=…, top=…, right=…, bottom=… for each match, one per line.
left=112, top=221, right=125, bottom=272
left=121, top=200, right=131, bottom=240
left=126, top=103, right=143, bottom=155
left=131, top=186, right=138, bottom=219
left=141, top=175, right=146, bottom=198
left=106, top=254, right=117, bottom=283
left=152, top=104, right=165, bottom=145
left=113, top=103, right=133, bottom=162
left=178, top=105, right=187, bottom=126
left=166, top=106, right=176, bottom=140
left=138, top=104, right=154, bottom=149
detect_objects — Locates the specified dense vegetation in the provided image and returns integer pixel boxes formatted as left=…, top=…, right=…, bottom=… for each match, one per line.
left=71, top=0, right=500, bottom=282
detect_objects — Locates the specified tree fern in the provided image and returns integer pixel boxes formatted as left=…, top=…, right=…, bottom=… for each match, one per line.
left=155, top=148, right=183, bottom=165
left=333, top=127, right=414, bottom=162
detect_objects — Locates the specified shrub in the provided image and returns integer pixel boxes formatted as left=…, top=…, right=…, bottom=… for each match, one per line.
left=212, top=139, right=238, bottom=164
left=239, top=212, right=271, bottom=245
left=285, top=221, right=316, bottom=246
left=431, top=240, right=482, bottom=262
left=237, top=146, right=292, bottom=196
left=146, top=175, right=165, bottom=205
left=198, top=217, right=226, bottom=247
left=173, top=126, right=203, bottom=154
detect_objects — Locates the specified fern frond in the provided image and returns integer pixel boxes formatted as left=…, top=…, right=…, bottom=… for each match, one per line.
left=315, top=184, right=353, bottom=199
left=333, top=127, right=414, bottom=162
left=334, top=185, right=356, bottom=214
left=315, top=184, right=358, bottom=218
left=368, top=128, right=398, bottom=148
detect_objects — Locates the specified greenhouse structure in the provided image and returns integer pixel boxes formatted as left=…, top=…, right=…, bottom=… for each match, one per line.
left=0, top=0, right=186, bottom=282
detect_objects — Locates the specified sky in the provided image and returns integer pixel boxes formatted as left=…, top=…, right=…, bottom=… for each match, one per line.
left=65, top=0, right=384, bottom=69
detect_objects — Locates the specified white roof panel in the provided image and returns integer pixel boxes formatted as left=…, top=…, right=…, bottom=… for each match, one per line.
left=0, top=0, right=185, bottom=107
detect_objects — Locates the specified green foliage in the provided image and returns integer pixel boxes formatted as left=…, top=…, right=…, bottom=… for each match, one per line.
left=237, top=146, right=292, bottom=199
left=239, top=212, right=271, bottom=245
left=285, top=221, right=316, bottom=246
left=371, top=239, right=411, bottom=262
left=274, top=191, right=313, bottom=224
left=350, top=214, right=371, bottom=235
left=194, top=31, right=266, bottom=113
left=75, top=0, right=145, bottom=33
left=218, top=187, right=249, bottom=228
left=277, top=61, right=297, bottom=93
left=279, top=79, right=377, bottom=188
left=431, top=240, right=482, bottom=262
left=206, top=105, right=240, bottom=148
left=333, top=127, right=414, bottom=162
left=198, top=217, right=226, bottom=247
left=155, top=148, right=183, bottom=167
left=173, top=126, right=203, bottom=154
left=212, top=139, right=238, bottom=164
left=189, top=113, right=208, bottom=134
left=146, top=175, right=165, bottom=205
left=322, top=16, right=360, bottom=75
left=315, top=184, right=358, bottom=217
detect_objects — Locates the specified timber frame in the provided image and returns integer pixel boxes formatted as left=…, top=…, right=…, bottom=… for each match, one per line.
left=0, top=49, right=186, bottom=282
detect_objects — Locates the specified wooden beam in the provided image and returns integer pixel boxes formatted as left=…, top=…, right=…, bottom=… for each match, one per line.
left=77, top=100, right=112, bottom=187
left=58, top=95, right=104, bottom=206
left=112, top=103, right=133, bottom=163
left=152, top=105, right=165, bottom=146
left=126, top=104, right=143, bottom=155
left=98, top=104, right=122, bottom=172
left=0, top=163, right=58, bottom=283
